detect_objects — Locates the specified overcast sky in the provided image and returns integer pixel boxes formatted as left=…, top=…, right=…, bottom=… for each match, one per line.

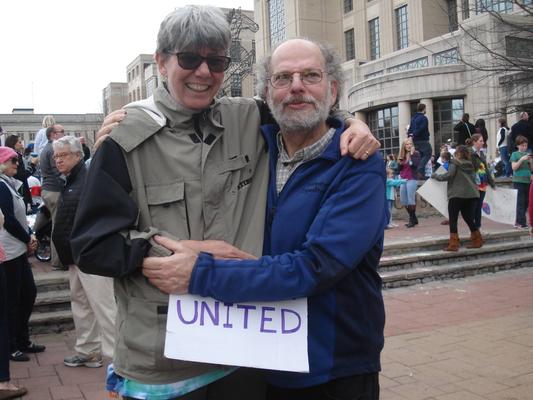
left=0, top=0, right=254, bottom=114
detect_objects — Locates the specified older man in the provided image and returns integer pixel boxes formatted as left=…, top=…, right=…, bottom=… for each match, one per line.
left=51, top=136, right=116, bottom=368
left=39, top=124, right=65, bottom=269
left=145, top=38, right=387, bottom=400
left=510, top=112, right=533, bottom=152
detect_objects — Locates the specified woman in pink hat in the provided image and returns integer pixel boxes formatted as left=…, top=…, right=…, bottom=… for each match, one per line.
left=0, top=146, right=45, bottom=371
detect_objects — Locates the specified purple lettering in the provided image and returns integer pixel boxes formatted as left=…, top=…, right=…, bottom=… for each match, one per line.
left=223, top=302, right=233, bottom=328
left=176, top=300, right=198, bottom=324
left=236, top=304, right=256, bottom=329
left=260, top=306, right=276, bottom=333
left=200, top=301, right=220, bottom=326
left=281, top=308, right=301, bottom=334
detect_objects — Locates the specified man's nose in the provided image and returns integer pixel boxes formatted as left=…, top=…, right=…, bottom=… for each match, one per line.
left=289, top=73, right=305, bottom=93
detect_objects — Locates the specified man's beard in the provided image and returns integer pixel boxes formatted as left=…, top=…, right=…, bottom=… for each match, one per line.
left=267, top=90, right=332, bottom=135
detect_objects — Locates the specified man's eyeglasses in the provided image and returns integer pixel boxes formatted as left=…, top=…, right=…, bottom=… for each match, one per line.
left=268, top=69, right=326, bottom=89
left=9, top=157, right=18, bottom=165
left=165, top=52, right=231, bottom=73
left=53, top=152, right=73, bottom=160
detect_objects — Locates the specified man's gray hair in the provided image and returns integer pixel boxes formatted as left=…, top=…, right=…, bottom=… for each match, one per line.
left=255, top=38, right=344, bottom=102
left=53, top=135, right=83, bottom=155
left=156, top=5, right=231, bottom=57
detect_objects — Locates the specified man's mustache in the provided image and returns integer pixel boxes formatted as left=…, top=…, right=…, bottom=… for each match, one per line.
left=281, top=95, right=318, bottom=107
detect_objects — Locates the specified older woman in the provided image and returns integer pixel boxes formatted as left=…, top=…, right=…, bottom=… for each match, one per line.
left=5, top=134, right=37, bottom=210
left=0, top=147, right=44, bottom=364
left=70, top=5, right=378, bottom=400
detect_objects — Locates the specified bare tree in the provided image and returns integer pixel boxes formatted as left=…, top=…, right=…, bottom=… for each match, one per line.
left=454, top=0, right=533, bottom=115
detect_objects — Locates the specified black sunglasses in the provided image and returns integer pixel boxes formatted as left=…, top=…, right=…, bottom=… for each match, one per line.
left=9, top=157, right=18, bottom=164
left=165, top=52, right=231, bottom=73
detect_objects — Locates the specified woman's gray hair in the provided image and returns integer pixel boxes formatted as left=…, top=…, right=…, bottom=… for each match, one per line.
left=156, top=5, right=231, bottom=57
left=0, top=163, right=8, bottom=173
left=42, top=115, right=55, bottom=128
left=53, top=135, right=83, bottom=156
left=255, top=38, right=344, bottom=102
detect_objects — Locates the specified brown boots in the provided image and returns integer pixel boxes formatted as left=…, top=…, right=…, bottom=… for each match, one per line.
left=444, top=233, right=460, bottom=251
left=466, top=230, right=483, bottom=248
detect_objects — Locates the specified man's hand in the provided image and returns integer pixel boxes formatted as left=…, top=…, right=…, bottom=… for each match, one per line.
left=93, top=109, right=127, bottom=151
left=142, top=236, right=198, bottom=294
left=180, top=240, right=257, bottom=260
left=340, top=118, right=380, bottom=159
left=27, top=235, right=37, bottom=255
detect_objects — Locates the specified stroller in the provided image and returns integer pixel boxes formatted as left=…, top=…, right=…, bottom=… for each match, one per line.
left=26, top=176, right=52, bottom=263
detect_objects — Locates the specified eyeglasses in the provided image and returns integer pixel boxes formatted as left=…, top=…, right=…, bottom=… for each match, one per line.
left=268, top=69, right=327, bottom=89
left=53, top=152, right=73, bottom=160
left=9, top=157, right=18, bottom=164
left=165, top=52, right=231, bottom=73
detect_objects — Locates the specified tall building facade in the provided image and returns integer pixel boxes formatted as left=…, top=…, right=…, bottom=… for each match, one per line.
left=255, top=0, right=533, bottom=158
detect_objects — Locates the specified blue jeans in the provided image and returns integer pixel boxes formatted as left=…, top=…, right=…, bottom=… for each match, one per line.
left=499, top=146, right=512, bottom=177
left=514, top=182, right=530, bottom=226
left=414, top=140, right=432, bottom=177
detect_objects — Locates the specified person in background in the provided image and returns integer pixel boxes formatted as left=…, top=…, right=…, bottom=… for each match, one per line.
left=437, top=150, right=452, bottom=226
left=79, top=137, right=91, bottom=161
left=510, top=135, right=533, bottom=229
left=51, top=136, right=116, bottom=368
left=0, top=147, right=45, bottom=363
left=386, top=154, right=398, bottom=178
left=398, top=138, right=420, bottom=228
left=386, top=168, right=406, bottom=229
left=431, top=145, right=481, bottom=251
left=5, top=135, right=38, bottom=211
left=407, top=103, right=432, bottom=179
left=468, top=134, right=495, bottom=232
left=0, top=208, right=28, bottom=399
left=474, top=118, right=488, bottom=154
left=39, top=125, right=65, bottom=270
left=510, top=112, right=533, bottom=153
left=454, top=113, right=475, bottom=145
left=498, top=117, right=512, bottom=177
left=33, top=115, right=56, bottom=156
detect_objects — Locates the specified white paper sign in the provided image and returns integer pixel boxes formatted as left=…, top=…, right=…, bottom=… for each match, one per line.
left=165, top=294, right=309, bottom=372
left=482, top=186, right=517, bottom=225
left=417, top=176, right=449, bottom=218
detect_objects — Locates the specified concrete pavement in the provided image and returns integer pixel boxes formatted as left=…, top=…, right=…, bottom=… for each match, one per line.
left=10, top=216, right=533, bottom=399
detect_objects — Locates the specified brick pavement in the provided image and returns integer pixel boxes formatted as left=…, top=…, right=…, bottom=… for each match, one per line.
left=9, top=216, right=533, bottom=399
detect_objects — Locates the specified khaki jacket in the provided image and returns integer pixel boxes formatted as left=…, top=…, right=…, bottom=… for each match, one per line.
left=109, top=86, right=269, bottom=384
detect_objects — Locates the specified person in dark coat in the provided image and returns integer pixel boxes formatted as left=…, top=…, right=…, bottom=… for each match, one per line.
left=4, top=135, right=38, bottom=210
left=454, top=113, right=475, bottom=145
left=510, top=112, right=533, bottom=153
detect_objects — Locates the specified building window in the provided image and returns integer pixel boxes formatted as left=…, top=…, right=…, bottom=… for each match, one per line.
left=462, top=0, right=470, bottom=19
left=447, top=0, right=458, bottom=31
left=395, top=6, right=409, bottom=50
left=230, top=75, right=242, bottom=97
left=368, top=18, right=380, bottom=60
left=506, top=36, right=533, bottom=59
left=476, top=0, right=513, bottom=13
left=344, top=0, right=353, bottom=13
left=344, top=29, right=355, bottom=61
left=434, top=48, right=459, bottom=65
left=269, top=0, right=285, bottom=46
left=434, top=98, right=464, bottom=150
left=367, top=106, right=399, bottom=157
left=387, top=57, right=428, bottom=73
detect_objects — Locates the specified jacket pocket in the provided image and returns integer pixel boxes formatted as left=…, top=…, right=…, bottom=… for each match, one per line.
left=122, top=296, right=158, bottom=368
left=218, top=154, right=254, bottom=194
left=145, top=180, right=190, bottom=239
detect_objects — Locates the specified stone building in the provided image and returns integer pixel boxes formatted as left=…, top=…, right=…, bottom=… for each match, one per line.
left=0, top=111, right=103, bottom=148
left=255, top=0, right=533, bottom=159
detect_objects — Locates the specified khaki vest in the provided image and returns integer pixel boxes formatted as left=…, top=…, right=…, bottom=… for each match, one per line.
left=109, top=87, right=269, bottom=384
